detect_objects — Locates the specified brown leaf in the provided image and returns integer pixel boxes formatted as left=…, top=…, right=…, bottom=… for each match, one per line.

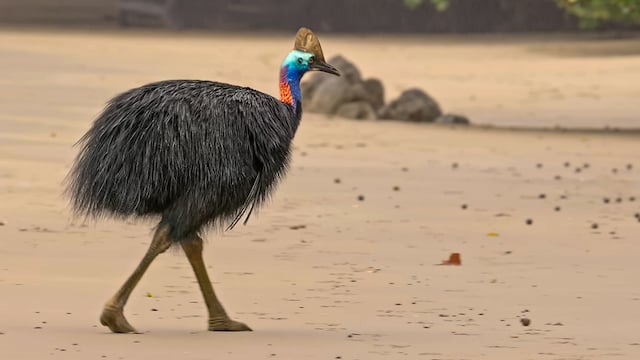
left=439, top=253, right=461, bottom=266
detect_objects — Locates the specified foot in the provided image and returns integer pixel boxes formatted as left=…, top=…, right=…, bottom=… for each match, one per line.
left=100, top=306, right=137, bottom=333
left=208, top=317, right=252, bottom=331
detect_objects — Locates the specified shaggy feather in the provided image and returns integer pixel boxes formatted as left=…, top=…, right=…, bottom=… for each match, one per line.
left=66, top=80, right=299, bottom=240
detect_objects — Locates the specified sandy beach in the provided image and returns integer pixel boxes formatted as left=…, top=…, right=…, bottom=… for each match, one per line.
left=1, top=28, right=640, bottom=359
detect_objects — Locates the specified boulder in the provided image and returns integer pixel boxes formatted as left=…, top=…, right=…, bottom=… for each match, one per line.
left=302, top=55, right=451, bottom=124
left=307, top=76, right=353, bottom=114
left=335, top=101, right=377, bottom=120
left=436, top=113, right=471, bottom=125
left=327, top=55, right=362, bottom=84
left=300, top=80, right=320, bottom=102
left=362, top=78, right=385, bottom=110
left=305, top=54, right=376, bottom=115
left=378, top=88, right=442, bottom=122
left=302, top=54, right=362, bottom=102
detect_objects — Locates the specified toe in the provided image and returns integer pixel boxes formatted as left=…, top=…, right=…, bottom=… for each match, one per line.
left=100, top=307, right=137, bottom=333
left=209, top=318, right=252, bottom=331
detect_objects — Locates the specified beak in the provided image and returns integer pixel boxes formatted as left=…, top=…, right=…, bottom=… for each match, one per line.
left=309, top=60, right=340, bottom=76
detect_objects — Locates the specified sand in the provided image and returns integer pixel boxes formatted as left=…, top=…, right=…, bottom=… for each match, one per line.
left=1, top=28, right=640, bottom=359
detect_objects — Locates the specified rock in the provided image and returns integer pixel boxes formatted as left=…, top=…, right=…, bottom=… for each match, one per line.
left=335, top=101, right=377, bottom=120
left=347, top=82, right=371, bottom=103
left=378, top=88, right=442, bottom=122
left=303, top=55, right=447, bottom=124
left=362, top=78, right=385, bottom=110
left=307, top=76, right=353, bottom=114
left=436, top=113, right=470, bottom=125
left=302, top=54, right=361, bottom=102
left=327, top=55, right=362, bottom=84
left=300, top=80, right=319, bottom=101
left=302, top=54, right=366, bottom=106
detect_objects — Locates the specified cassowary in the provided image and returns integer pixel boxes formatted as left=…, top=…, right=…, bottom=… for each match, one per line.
left=66, top=28, right=339, bottom=333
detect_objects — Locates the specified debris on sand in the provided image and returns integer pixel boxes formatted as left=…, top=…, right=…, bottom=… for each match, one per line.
left=439, top=253, right=462, bottom=266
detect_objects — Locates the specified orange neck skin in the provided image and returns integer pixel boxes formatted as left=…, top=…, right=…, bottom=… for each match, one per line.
left=279, top=81, right=294, bottom=107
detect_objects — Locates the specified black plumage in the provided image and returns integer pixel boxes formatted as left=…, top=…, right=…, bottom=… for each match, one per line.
left=68, top=80, right=298, bottom=240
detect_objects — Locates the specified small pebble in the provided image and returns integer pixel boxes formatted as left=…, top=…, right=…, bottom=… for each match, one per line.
left=554, top=175, right=562, bottom=180
left=392, top=186, right=400, bottom=191
left=536, top=163, right=543, bottom=168
left=401, top=167, right=409, bottom=172
left=612, top=168, right=618, bottom=174
left=583, top=163, right=590, bottom=168
left=591, top=223, right=599, bottom=229
left=538, top=193, right=546, bottom=199
left=627, top=164, right=633, bottom=170
left=554, top=206, right=561, bottom=212
left=564, top=162, right=570, bottom=168
left=526, top=219, right=533, bottom=225
left=575, top=168, right=581, bottom=173
left=452, top=162, right=459, bottom=169
left=629, top=196, right=635, bottom=202
left=357, top=195, right=365, bottom=201
left=616, top=197, right=622, bottom=203
left=461, top=204, right=468, bottom=210
left=334, top=178, right=341, bottom=184
left=603, top=198, right=610, bottom=204
left=520, top=318, right=531, bottom=326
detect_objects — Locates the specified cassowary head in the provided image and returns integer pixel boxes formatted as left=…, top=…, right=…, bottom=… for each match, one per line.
left=282, top=28, right=340, bottom=78
left=279, top=28, right=339, bottom=109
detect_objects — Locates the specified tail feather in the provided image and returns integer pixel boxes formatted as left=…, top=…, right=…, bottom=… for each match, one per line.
left=226, top=170, right=263, bottom=231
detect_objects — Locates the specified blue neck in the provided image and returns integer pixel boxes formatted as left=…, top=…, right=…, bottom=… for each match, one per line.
left=280, top=65, right=304, bottom=110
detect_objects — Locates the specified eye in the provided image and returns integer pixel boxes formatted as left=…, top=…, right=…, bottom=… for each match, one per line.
left=308, top=56, right=315, bottom=64
left=297, top=57, right=303, bottom=64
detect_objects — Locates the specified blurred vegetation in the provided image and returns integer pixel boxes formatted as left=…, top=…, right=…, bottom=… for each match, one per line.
left=403, top=0, right=450, bottom=11
left=405, top=0, right=640, bottom=28
left=557, top=0, right=640, bottom=28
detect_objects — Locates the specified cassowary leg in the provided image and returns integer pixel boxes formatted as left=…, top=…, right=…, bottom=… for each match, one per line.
left=181, top=236, right=252, bottom=331
left=100, top=224, right=172, bottom=333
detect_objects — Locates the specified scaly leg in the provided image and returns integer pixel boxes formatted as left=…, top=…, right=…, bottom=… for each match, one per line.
left=100, top=225, right=172, bottom=333
left=181, top=237, right=252, bottom=331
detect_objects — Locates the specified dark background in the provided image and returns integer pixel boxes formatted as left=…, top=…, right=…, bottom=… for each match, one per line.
left=1, top=0, right=638, bottom=33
